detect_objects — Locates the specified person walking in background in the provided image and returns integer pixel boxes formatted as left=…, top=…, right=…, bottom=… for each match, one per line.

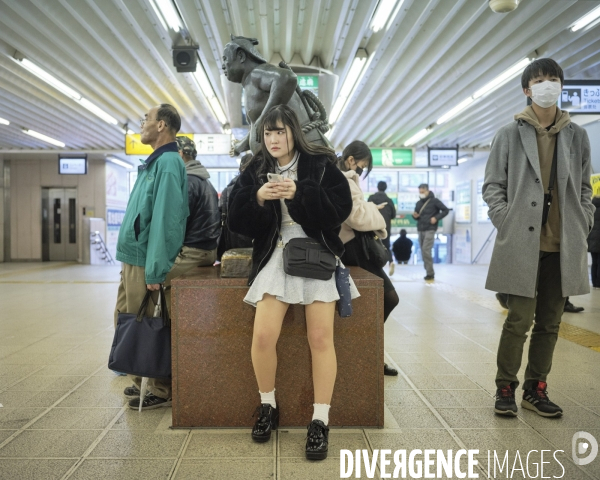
left=369, top=181, right=397, bottom=275
left=412, top=183, right=449, bottom=280
left=483, top=58, right=594, bottom=418
left=589, top=194, right=600, bottom=289
left=114, top=104, right=189, bottom=410
left=337, top=140, right=400, bottom=377
left=393, top=229, right=413, bottom=264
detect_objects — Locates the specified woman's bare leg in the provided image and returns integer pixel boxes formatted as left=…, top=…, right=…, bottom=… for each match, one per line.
left=252, top=294, right=289, bottom=392
left=305, top=301, right=337, bottom=404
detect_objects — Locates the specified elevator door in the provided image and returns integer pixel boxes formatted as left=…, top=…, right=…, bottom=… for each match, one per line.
left=42, top=188, right=78, bottom=261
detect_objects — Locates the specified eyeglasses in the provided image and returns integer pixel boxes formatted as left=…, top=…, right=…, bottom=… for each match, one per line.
left=140, top=118, right=147, bottom=127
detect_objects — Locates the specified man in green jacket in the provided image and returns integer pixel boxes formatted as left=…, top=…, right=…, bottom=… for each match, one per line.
left=114, top=104, right=189, bottom=410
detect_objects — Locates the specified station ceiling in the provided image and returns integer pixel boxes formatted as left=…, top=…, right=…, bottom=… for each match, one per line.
left=0, top=0, right=599, bottom=154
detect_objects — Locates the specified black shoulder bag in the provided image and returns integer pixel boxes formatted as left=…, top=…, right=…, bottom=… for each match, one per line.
left=354, top=230, right=388, bottom=269
left=283, top=237, right=337, bottom=280
left=541, top=142, right=558, bottom=227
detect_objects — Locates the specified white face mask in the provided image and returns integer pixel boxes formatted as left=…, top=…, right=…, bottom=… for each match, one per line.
left=419, top=193, right=428, bottom=199
left=529, top=81, right=562, bottom=109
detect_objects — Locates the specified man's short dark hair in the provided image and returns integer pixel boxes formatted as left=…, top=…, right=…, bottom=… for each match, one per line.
left=377, top=181, right=387, bottom=192
left=521, top=58, right=564, bottom=89
left=156, top=104, right=181, bottom=133
left=418, top=183, right=429, bottom=190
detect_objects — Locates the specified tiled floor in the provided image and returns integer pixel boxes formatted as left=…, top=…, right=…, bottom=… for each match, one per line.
left=0, top=262, right=599, bottom=479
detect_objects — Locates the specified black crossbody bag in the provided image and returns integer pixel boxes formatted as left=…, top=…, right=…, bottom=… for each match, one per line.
left=283, top=237, right=337, bottom=280
left=541, top=143, right=558, bottom=227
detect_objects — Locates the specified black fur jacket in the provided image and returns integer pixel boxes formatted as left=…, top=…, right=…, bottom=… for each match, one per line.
left=228, top=152, right=353, bottom=285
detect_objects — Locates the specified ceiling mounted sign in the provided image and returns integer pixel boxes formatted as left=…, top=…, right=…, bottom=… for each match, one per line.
left=125, top=133, right=206, bottom=155
left=193, top=134, right=232, bottom=155
left=371, top=148, right=414, bottom=167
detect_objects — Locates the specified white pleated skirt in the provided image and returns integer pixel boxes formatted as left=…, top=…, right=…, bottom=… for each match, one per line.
left=244, top=223, right=360, bottom=307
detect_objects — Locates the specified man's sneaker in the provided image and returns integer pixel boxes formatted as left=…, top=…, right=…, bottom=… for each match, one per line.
left=496, top=293, right=509, bottom=310
left=494, top=384, right=518, bottom=416
left=522, top=381, right=563, bottom=417
left=306, top=420, right=329, bottom=460
left=252, top=404, right=279, bottom=443
left=123, top=385, right=140, bottom=397
left=128, top=393, right=171, bottom=410
left=384, top=363, right=398, bottom=376
left=424, top=275, right=434, bottom=281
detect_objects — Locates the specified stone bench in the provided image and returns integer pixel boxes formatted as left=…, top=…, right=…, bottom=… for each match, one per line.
left=171, top=266, right=383, bottom=428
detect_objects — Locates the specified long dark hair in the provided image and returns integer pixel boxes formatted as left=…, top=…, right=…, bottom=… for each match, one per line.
left=338, top=140, right=373, bottom=177
left=250, top=104, right=337, bottom=179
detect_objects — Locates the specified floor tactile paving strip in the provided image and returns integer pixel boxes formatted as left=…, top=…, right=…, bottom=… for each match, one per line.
left=428, top=280, right=600, bottom=354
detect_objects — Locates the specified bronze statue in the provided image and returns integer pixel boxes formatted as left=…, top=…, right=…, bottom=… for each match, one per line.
left=222, top=35, right=330, bottom=156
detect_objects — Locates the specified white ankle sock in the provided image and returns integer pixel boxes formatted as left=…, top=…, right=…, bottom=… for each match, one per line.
left=312, top=403, right=330, bottom=425
left=259, top=389, right=276, bottom=408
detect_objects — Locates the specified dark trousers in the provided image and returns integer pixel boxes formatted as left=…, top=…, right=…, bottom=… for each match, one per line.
left=592, top=252, right=600, bottom=287
left=342, top=237, right=399, bottom=321
left=382, top=237, right=393, bottom=264
left=496, top=252, right=566, bottom=390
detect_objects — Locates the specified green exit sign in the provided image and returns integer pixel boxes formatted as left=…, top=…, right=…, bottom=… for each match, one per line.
left=297, top=75, right=318, bottom=93
left=371, top=148, right=413, bottom=167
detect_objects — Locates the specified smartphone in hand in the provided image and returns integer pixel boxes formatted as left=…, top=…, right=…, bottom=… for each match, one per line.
left=267, top=173, right=284, bottom=183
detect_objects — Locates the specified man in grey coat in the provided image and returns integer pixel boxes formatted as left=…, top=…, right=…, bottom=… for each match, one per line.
left=483, top=59, right=594, bottom=418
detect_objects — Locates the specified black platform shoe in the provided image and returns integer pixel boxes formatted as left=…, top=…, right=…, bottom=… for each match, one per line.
left=305, top=420, right=329, bottom=460
left=251, top=404, right=279, bottom=443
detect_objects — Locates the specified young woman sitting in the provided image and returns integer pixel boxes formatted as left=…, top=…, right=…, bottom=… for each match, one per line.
left=228, top=104, right=358, bottom=460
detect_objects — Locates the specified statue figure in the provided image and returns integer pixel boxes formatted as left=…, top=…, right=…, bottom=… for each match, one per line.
left=222, top=35, right=330, bottom=156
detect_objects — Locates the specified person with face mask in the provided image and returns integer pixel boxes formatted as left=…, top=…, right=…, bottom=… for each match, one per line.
left=483, top=58, right=594, bottom=419
left=337, top=140, right=400, bottom=377
left=412, top=184, right=449, bottom=280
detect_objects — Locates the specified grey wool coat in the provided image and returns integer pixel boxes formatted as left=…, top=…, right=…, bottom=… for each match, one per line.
left=483, top=119, right=594, bottom=298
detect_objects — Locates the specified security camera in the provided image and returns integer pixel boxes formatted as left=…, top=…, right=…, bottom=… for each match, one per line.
left=489, top=0, right=519, bottom=13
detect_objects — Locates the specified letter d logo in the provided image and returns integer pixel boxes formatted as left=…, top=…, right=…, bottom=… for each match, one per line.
left=572, top=431, right=598, bottom=466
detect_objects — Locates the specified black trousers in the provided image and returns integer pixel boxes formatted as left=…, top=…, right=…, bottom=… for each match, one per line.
left=591, top=252, right=600, bottom=288
left=342, top=238, right=399, bottom=321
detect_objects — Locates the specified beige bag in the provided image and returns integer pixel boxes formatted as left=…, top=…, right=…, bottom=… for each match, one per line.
left=220, top=248, right=253, bottom=278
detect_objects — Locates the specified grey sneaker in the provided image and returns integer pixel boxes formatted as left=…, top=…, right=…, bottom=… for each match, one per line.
left=128, top=393, right=171, bottom=410
left=123, top=385, right=140, bottom=397
left=494, top=384, right=518, bottom=416
left=522, top=381, right=562, bottom=417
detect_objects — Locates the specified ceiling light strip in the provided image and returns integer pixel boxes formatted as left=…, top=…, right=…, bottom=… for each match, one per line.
left=370, top=0, right=403, bottom=33
left=0, top=117, right=9, bottom=125
left=153, top=0, right=183, bottom=32
left=329, top=55, right=367, bottom=125
left=192, top=70, right=228, bottom=126
left=17, top=58, right=119, bottom=126
left=107, top=157, right=133, bottom=169
left=571, top=5, right=600, bottom=32
left=404, top=127, right=432, bottom=147
left=21, top=59, right=81, bottom=100
left=80, top=98, right=118, bottom=125
left=436, top=57, right=533, bottom=127
left=22, top=128, right=65, bottom=147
